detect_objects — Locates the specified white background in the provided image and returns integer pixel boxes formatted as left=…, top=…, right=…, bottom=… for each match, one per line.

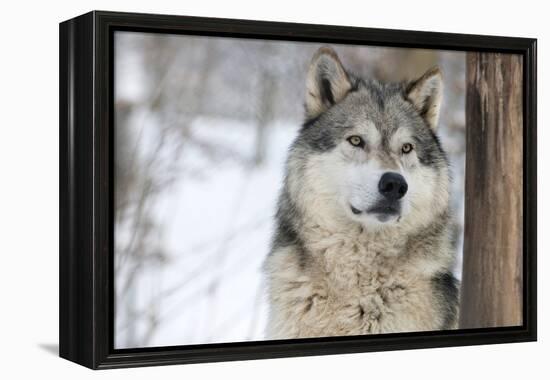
left=0, top=0, right=546, bottom=378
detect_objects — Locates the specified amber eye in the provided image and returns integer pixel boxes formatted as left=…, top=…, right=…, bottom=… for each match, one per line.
left=402, top=143, right=414, bottom=154
left=347, top=135, right=364, bottom=148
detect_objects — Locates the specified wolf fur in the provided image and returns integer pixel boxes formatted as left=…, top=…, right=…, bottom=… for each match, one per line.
left=264, top=47, right=459, bottom=339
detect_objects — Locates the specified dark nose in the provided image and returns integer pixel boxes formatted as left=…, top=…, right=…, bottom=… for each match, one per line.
left=378, top=172, right=408, bottom=200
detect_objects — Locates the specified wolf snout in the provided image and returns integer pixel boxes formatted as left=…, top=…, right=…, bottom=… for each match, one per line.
left=378, top=172, right=408, bottom=201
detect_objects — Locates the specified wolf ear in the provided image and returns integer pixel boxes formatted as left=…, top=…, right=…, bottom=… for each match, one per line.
left=406, top=67, right=443, bottom=131
left=305, top=47, right=352, bottom=119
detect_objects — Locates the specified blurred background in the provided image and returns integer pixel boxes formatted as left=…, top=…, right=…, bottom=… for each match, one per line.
left=114, top=31, right=466, bottom=349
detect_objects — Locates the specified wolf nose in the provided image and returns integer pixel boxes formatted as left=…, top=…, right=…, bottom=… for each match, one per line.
left=378, top=172, right=408, bottom=200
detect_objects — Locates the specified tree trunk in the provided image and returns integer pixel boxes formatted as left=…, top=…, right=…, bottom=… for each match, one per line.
left=254, top=72, right=275, bottom=166
left=459, top=52, right=523, bottom=328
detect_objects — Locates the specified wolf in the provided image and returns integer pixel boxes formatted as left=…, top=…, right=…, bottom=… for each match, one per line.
left=263, top=47, right=459, bottom=339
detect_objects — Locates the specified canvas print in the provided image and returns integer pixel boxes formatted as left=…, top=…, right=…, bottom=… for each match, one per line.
left=114, top=31, right=521, bottom=348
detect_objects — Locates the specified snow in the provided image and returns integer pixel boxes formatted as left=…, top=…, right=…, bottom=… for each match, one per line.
left=115, top=118, right=296, bottom=348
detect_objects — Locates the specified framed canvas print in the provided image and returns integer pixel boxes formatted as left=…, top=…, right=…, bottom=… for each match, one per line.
left=59, top=11, right=537, bottom=369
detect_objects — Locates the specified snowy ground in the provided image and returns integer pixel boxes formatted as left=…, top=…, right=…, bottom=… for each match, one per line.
left=115, top=117, right=296, bottom=347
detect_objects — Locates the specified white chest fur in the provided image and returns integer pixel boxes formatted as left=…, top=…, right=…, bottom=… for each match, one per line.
left=264, top=226, right=449, bottom=339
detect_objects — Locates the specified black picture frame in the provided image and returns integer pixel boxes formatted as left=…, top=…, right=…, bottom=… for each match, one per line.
left=59, top=10, right=537, bottom=370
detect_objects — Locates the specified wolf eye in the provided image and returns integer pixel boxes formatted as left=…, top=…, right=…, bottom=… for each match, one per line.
left=402, top=143, right=414, bottom=154
left=347, top=135, right=364, bottom=148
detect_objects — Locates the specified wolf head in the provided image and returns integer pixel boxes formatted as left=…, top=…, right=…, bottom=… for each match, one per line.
left=285, top=47, right=450, bottom=233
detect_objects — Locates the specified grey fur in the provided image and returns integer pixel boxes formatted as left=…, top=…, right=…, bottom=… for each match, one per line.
left=264, top=47, right=459, bottom=339
left=432, top=272, right=460, bottom=329
left=299, top=76, right=447, bottom=167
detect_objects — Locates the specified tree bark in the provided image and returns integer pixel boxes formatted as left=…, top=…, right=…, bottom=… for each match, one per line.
left=459, top=52, right=523, bottom=328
